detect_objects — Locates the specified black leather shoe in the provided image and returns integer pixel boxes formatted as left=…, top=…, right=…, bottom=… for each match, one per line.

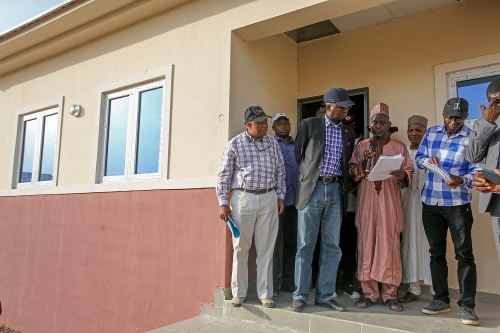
left=290, top=299, right=306, bottom=312
left=315, top=299, right=346, bottom=312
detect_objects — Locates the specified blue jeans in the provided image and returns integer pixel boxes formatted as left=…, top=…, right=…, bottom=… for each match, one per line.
left=293, top=181, right=343, bottom=303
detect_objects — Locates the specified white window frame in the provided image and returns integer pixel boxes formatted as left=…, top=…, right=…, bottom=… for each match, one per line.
left=447, top=63, right=500, bottom=128
left=12, top=98, right=63, bottom=189
left=435, top=52, right=500, bottom=126
left=99, top=78, right=167, bottom=183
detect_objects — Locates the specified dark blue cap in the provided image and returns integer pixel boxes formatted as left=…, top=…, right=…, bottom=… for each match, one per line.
left=323, top=88, right=355, bottom=107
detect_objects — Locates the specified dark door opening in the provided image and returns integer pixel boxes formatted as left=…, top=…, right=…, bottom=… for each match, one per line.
left=297, top=88, right=369, bottom=140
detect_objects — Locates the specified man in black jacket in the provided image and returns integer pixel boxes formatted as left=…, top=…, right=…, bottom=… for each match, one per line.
left=290, top=88, right=356, bottom=312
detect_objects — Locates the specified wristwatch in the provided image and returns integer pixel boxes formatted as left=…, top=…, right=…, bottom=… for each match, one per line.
left=460, top=177, right=466, bottom=186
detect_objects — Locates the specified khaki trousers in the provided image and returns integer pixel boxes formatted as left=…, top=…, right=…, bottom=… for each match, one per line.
left=230, top=189, right=279, bottom=299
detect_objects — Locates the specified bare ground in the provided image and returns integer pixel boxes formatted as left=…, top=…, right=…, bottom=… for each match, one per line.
left=0, top=324, right=22, bottom=333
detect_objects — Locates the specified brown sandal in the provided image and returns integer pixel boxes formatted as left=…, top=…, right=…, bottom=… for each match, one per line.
left=398, top=292, right=419, bottom=303
left=354, top=297, right=374, bottom=309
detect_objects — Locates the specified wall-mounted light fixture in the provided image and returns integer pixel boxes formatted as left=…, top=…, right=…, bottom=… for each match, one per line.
left=69, top=104, right=82, bottom=117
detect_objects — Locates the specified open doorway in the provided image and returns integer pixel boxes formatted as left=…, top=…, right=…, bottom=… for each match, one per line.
left=297, top=88, right=369, bottom=140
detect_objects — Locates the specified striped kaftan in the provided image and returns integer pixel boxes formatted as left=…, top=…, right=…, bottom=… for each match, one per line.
left=400, top=147, right=432, bottom=285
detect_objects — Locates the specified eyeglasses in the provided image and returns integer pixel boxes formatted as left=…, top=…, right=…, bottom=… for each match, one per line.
left=332, top=104, right=351, bottom=112
left=444, top=116, right=465, bottom=124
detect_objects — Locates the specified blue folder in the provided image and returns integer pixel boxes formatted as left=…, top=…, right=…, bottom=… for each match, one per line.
left=226, top=216, right=240, bottom=238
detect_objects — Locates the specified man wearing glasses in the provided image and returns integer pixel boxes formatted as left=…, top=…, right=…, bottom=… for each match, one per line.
left=415, top=97, right=479, bottom=326
left=290, top=88, right=356, bottom=313
left=216, top=106, right=286, bottom=309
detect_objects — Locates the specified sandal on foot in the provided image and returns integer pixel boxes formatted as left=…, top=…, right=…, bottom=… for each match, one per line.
left=398, top=291, right=419, bottom=303
left=354, top=296, right=374, bottom=309
left=385, top=299, right=404, bottom=312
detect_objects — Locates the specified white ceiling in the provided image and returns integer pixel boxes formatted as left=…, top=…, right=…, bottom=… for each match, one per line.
left=331, top=0, right=458, bottom=33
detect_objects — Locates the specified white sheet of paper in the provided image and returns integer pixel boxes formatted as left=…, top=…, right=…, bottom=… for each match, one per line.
left=366, top=154, right=404, bottom=181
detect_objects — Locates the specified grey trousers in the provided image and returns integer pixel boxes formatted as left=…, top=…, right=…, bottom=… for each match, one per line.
left=490, top=216, right=500, bottom=264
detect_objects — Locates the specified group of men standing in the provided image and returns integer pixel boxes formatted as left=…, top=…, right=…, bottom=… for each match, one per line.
left=216, top=80, right=500, bottom=327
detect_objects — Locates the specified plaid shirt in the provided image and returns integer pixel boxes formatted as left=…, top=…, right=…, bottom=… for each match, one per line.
left=320, top=115, right=343, bottom=177
left=275, top=135, right=299, bottom=206
left=415, top=124, right=478, bottom=206
left=216, top=131, right=286, bottom=206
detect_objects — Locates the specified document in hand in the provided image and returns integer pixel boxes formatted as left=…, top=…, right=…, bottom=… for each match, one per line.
left=367, top=154, right=404, bottom=181
left=227, top=216, right=240, bottom=238
left=421, top=160, right=452, bottom=182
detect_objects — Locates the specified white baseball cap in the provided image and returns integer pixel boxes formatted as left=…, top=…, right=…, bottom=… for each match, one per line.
left=272, top=113, right=289, bottom=123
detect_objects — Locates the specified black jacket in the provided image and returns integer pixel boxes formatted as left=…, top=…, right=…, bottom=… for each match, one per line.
left=294, top=115, right=356, bottom=213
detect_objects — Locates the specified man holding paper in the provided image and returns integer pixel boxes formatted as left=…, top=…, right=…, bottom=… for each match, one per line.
left=349, top=103, right=413, bottom=312
left=216, top=106, right=286, bottom=309
left=415, top=97, right=479, bottom=326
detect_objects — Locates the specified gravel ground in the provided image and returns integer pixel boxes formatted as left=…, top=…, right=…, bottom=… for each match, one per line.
left=0, top=324, right=22, bottom=333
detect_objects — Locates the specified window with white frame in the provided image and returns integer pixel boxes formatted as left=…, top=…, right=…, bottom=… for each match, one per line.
left=17, top=108, right=59, bottom=187
left=448, top=63, right=500, bottom=127
left=100, top=79, right=165, bottom=182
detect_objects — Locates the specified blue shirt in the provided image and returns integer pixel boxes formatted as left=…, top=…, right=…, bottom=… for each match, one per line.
left=415, top=124, right=478, bottom=206
left=320, top=115, right=343, bottom=177
left=275, top=135, right=299, bottom=206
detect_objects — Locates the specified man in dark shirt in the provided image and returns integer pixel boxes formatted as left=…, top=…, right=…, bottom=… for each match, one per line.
left=271, top=113, right=299, bottom=296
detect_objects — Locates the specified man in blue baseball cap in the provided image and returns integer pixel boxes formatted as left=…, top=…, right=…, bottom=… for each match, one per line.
left=290, top=88, right=356, bottom=312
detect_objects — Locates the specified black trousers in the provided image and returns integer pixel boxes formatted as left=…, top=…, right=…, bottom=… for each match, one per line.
left=273, top=205, right=298, bottom=290
left=337, top=211, right=357, bottom=287
left=422, top=203, right=476, bottom=308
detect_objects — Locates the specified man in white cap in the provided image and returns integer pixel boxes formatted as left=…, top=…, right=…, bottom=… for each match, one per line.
left=271, top=113, right=299, bottom=296
left=399, top=115, right=433, bottom=304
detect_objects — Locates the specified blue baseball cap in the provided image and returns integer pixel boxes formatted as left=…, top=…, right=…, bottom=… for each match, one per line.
left=323, top=88, right=355, bottom=107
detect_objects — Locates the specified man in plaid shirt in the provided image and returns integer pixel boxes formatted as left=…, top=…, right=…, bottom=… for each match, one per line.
left=216, top=106, right=286, bottom=309
left=415, top=97, right=480, bottom=326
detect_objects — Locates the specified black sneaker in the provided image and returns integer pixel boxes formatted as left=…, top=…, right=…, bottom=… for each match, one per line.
left=342, top=285, right=361, bottom=299
left=290, top=299, right=306, bottom=312
left=422, top=300, right=451, bottom=315
left=460, top=305, right=480, bottom=326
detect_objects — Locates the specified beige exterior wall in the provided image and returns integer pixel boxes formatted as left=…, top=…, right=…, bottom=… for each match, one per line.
left=297, top=0, right=500, bottom=294
left=1, top=0, right=499, bottom=295
left=229, top=33, right=298, bottom=138
left=0, top=0, right=328, bottom=196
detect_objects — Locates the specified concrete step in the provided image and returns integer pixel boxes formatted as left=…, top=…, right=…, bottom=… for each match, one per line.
left=199, top=290, right=500, bottom=333
left=145, top=316, right=289, bottom=333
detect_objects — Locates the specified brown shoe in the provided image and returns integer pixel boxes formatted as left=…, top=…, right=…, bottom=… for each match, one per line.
left=398, top=292, right=419, bottom=303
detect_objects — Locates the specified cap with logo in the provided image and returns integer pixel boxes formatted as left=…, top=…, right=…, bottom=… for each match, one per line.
left=343, top=115, right=357, bottom=124
left=443, top=97, right=468, bottom=118
left=323, top=88, right=355, bottom=107
left=244, top=106, right=271, bottom=124
left=272, top=113, right=289, bottom=123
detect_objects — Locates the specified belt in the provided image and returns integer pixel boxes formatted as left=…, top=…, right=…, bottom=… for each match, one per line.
left=236, top=188, right=274, bottom=194
left=318, top=175, right=343, bottom=184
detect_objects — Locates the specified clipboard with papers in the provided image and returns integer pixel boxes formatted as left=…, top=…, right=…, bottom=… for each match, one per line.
left=421, top=159, right=452, bottom=182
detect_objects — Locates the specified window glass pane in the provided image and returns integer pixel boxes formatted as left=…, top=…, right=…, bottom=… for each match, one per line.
left=136, top=87, right=163, bottom=174
left=457, top=75, right=500, bottom=119
left=19, top=119, right=37, bottom=183
left=39, top=114, right=58, bottom=181
left=105, top=96, right=129, bottom=176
